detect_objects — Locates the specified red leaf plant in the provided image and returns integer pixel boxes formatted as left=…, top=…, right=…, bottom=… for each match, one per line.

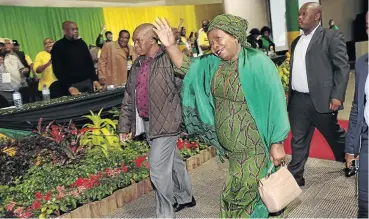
left=134, top=155, right=147, bottom=168
left=31, top=200, right=41, bottom=210
left=56, top=185, right=65, bottom=200
left=14, top=207, right=33, bottom=218
left=177, top=138, right=185, bottom=150
left=190, top=141, right=198, bottom=149
left=121, top=163, right=129, bottom=173
left=44, top=191, right=51, bottom=201
left=106, top=168, right=121, bottom=177
left=5, top=201, right=16, bottom=212
left=79, top=127, right=97, bottom=135
left=50, top=125, right=65, bottom=144
left=184, top=141, right=192, bottom=149
left=35, top=192, right=43, bottom=200
left=71, top=173, right=102, bottom=190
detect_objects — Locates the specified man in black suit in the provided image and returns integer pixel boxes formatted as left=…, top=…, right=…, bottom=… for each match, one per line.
left=345, top=12, right=368, bottom=218
left=287, top=2, right=350, bottom=186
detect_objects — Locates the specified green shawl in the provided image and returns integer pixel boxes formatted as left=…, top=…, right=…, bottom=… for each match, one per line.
left=181, top=47, right=289, bottom=217
left=181, top=47, right=290, bottom=171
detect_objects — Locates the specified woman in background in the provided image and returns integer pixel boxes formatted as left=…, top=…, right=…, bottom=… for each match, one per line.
left=33, top=38, right=57, bottom=96
left=260, top=26, right=275, bottom=51
left=247, top=28, right=262, bottom=49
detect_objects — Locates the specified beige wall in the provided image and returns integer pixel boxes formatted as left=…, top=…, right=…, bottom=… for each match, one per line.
left=321, top=0, right=363, bottom=41
left=223, top=0, right=269, bottom=30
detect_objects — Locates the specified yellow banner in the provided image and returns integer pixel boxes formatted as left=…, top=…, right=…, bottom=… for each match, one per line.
left=287, top=31, right=300, bottom=51
left=102, top=4, right=223, bottom=43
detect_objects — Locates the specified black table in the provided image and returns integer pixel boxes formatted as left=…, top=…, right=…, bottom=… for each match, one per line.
left=0, top=88, right=125, bottom=131
left=271, top=55, right=287, bottom=66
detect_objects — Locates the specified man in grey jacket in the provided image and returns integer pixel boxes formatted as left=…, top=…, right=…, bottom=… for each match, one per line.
left=287, top=2, right=350, bottom=186
left=118, top=23, right=194, bottom=218
left=345, top=12, right=368, bottom=218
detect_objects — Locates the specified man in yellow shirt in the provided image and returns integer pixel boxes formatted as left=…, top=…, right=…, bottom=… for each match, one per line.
left=33, top=38, right=57, bottom=94
left=197, top=19, right=211, bottom=56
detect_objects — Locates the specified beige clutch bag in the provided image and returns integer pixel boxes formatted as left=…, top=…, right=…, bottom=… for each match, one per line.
left=258, top=160, right=302, bottom=213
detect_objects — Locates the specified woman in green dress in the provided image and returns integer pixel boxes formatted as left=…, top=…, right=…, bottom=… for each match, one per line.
left=153, top=14, right=290, bottom=218
left=260, top=26, right=275, bottom=51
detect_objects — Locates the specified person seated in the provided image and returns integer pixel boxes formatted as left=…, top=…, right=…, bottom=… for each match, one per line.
left=260, top=26, right=275, bottom=51
left=247, top=28, right=262, bottom=49
left=50, top=21, right=102, bottom=98
left=98, top=30, right=137, bottom=87
left=33, top=38, right=57, bottom=94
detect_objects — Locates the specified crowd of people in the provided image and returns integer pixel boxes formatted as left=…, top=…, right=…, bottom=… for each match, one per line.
left=0, top=15, right=276, bottom=109
left=0, top=1, right=367, bottom=218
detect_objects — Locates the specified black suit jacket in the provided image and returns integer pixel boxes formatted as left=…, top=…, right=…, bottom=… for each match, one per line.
left=15, top=51, right=30, bottom=78
left=287, top=26, right=350, bottom=113
left=345, top=54, right=368, bottom=155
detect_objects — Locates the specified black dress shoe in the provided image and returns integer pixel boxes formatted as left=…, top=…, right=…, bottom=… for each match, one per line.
left=345, top=167, right=358, bottom=177
left=295, top=178, right=305, bottom=187
left=173, top=197, right=196, bottom=212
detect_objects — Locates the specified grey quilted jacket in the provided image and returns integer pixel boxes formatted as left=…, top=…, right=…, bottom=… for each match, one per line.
left=118, top=48, right=183, bottom=139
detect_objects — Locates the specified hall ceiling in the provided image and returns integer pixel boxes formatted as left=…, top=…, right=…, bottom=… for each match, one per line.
left=72, top=0, right=222, bottom=5
left=0, top=0, right=222, bottom=7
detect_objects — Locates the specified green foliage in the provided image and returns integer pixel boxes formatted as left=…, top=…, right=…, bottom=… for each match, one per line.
left=0, top=106, right=209, bottom=218
left=80, top=109, right=122, bottom=157
left=0, top=119, right=87, bottom=186
left=108, top=107, right=120, bottom=125
left=0, top=140, right=150, bottom=218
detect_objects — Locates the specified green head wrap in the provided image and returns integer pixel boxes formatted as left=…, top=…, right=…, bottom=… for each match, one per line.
left=207, top=14, right=251, bottom=48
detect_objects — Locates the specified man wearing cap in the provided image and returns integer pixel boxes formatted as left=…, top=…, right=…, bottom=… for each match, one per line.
left=10, top=40, right=30, bottom=72
left=13, top=39, right=39, bottom=102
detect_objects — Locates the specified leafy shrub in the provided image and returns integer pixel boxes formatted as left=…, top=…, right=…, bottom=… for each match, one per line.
left=80, top=109, right=122, bottom=157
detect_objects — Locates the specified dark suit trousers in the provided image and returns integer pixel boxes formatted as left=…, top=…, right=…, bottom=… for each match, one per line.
left=288, top=91, right=346, bottom=181
left=358, top=125, right=368, bottom=218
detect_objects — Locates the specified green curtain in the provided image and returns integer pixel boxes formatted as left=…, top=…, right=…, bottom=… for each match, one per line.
left=0, top=6, right=104, bottom=60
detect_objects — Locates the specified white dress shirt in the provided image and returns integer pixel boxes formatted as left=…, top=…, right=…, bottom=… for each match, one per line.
left=292, top=25, right=320, bottom=93
left=365, top=70, right=369, bottom=126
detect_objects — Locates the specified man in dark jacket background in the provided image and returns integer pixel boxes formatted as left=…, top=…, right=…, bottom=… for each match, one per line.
left=118, top=23, right=194, bottom=218
left=345, top=12, right=368, bottom=218
left=50, top=21, right=102, bottom=98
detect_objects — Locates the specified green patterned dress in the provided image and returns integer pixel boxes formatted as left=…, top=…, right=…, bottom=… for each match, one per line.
left=212, top=60, right=268, bottom=218
left=178, top=56, right=271, bottom=217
